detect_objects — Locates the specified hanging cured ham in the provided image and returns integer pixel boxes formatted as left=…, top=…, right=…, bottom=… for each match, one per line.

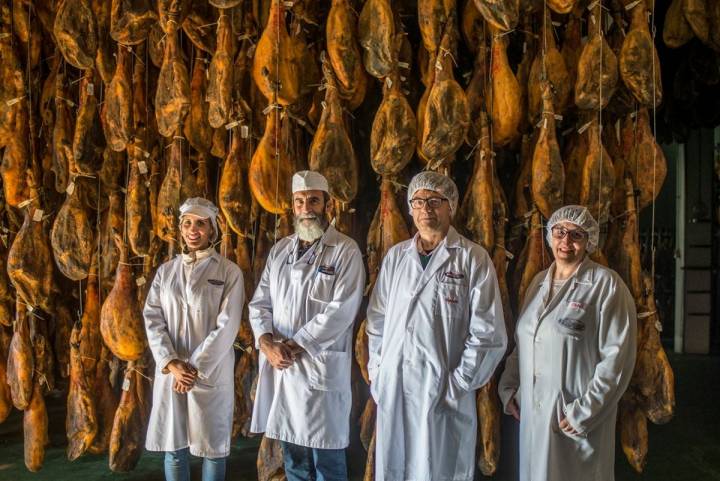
left=516, top=211, right=552, bottom=307
left=155, top=27, right=190, bottom=138
left=52, top=69, right=74, bottom=193
left=417, top=0, right=455, bottom=55
left=249, top=107, right=294, bottom=214
left=7, top=173, right=54, bottom=313
left=476, top=378, right=501, bottom=475
left=24, top=379, right=48, bottom=472
left=458, top=112, right=494, bottom=251
left=662, top=0, right=694, bottom=48
left=308, top=65, right=358, bottom=203
left=126, top=142, right=153, bottom=257
left=366, top=179, right=411, bottom=287
left=327, top=0, right=367, bottom=101
left=72, top=75, right=105, bottom=176
left=110, top=0, right=158, bottom=45
left=487, top=29, right=522, bottom=147
left=575, top=3, right=618, bottom=110
left=579, top=120, right=615, bottom=223
left=619, top=1, right=662, bottom=107
left=51, top=180, right=95, bottom=281
left=371, top=72, right=417, bottom=176
left=66, top=320, right=99, bottom=461
left=420, top=26, right=470, bottom=169
left=473, top=0, right=518, bottom=32
left=358, top=0, right=395, bottom=79
left=624, top=109, right=667, bottom=211
left=104, top=45, right=133, bottom=152
left=252, top=0, right=304, bottom=106
left=207, top=13, right=236, bottom=129
left=184, top=56, right=213, bottom=154
left=100, top=236, right=147, bottom=361
left=531, top=84, right=564, bottom=220
left=528, top=12, right=571, bottom=123
left=219, top=128, right=253, bottom=236
left=109, top=362, right=150, bottom=472
left=7, top=301, right=34, bottom=410
left=54, top=0, right=97, bottom=70
left=93, top=0, right=116, bottom=85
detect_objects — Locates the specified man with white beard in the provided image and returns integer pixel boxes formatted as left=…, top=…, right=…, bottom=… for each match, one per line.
left=249, top=171, right=365, bottom=481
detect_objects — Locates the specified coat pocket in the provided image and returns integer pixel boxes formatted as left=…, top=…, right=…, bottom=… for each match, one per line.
left=309, top=273, right=336, bottom=304
left=437, top=282, right=467, bottom=320
left=309, top=350, right=350, bottom=391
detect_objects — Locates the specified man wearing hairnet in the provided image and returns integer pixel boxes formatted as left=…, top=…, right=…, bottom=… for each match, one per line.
left=366, top=171, right=507, bottom=481
left=249, top=171, right=365, bottom=481
left=498, top=205, right=637, bottom=481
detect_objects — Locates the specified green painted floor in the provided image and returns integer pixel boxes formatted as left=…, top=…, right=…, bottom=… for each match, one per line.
left=0, top=353, right=718, bottom=480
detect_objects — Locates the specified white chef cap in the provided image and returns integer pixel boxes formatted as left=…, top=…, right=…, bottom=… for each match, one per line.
left=546, top=205, right=599, bottom=253
left=407, top=171, right=459, bottom=216
left=179, top=197, right=220, bottom=242
left=292, top=170, right=329, bottom=193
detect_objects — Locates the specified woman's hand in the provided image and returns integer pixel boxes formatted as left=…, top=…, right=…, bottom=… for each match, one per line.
left=166, top=360, right=198, bottom=391
left=507, top=396, right=521, bottom=421
left=559, top=416, right=580, bottom=436
left=506, top=396, right=520, bottom=421
left=259, top=334, right=295, bottom=369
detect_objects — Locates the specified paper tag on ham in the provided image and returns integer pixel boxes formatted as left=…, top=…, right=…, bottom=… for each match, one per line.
left=32, top=209, right=44, bottom=222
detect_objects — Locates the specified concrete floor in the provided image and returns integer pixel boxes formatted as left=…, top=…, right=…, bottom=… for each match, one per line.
left=0, top=353, right=717, bottom=481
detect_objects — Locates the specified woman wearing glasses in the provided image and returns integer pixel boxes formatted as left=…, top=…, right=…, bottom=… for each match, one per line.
left=498, top=205, right=637, bottom=481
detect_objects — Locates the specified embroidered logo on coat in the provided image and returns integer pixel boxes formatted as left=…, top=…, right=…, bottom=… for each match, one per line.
left=318, top=265, right=336, bottom=275
left=558, top=318, right=586, bottom=332
left=568, top=301, right=586, bottom=310
left=208, top=279, right=225, bottom=286
left=445, top=296, right=459, bottom=304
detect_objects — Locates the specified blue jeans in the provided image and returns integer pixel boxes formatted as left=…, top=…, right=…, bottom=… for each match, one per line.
left=164, top=447, right=227, bottom=481
left=280, top=441, right=347, bottom=481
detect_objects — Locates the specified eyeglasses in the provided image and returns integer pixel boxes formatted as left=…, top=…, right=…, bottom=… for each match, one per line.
left=409, top=197, right=448, bottom=210
left=551, top=226, right=588, bottom=242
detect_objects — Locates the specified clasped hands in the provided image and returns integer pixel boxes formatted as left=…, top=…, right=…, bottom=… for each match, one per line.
left=167, top=359, right=198, bottom=394
left=259, top=333, right=305, bottom=370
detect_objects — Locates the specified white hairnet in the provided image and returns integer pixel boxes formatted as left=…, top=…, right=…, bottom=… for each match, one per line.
left=407, top=171, right=459, bottom=216
left=546, top=205, right=599, bottom=253
left=180, top=197, right=220, bottom=243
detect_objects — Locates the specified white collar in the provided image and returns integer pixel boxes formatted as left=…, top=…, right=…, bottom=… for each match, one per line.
left=182, top=246, right=214, bottom=264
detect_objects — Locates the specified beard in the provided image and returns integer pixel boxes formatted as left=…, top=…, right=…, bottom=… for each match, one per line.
left=294, top=213, right=328, bottom=242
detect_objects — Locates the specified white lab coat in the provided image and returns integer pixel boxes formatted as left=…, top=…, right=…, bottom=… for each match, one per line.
left=248, top=225, right=365, bottom=449
left=143, top=250, right=244, bottom=458
left=366, top=227, right=507, bottom=481
left=498, top=257, right=637, bottom=481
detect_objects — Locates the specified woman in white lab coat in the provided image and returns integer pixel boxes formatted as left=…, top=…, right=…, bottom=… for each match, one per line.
left=144, top=198, right=244, bottom=481
left=498, top=205, right=637, bottom=481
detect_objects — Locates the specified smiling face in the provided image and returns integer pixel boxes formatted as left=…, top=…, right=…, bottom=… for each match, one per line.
left=410, top=189, right=452, bottom=234
left=180, top=215, right=214, bottom=252
left=550, top=221, right=589, bottom=265
left=292, top=189, right=330, bottom=242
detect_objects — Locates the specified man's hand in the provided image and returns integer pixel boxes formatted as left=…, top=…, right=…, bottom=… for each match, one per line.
left=166, top=360, right=197, bottom=390
left=559, top=416, right=580, bottom=436
left=507, top=396, right=520, bottom=421
left=259, top=334, right=296, bottom=370
left=285, top=339, right=305, bottom=357
left=173, top=380, right=193, bottom=394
